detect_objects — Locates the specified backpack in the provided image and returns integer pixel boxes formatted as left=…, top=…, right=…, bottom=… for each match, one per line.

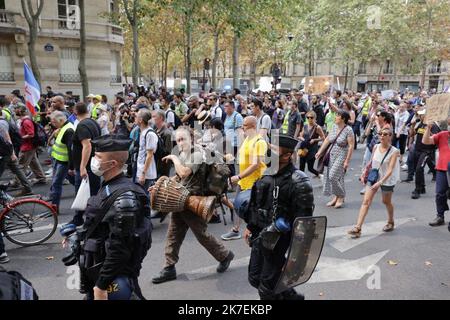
left=200, top=145, right=231, bottom=196
left=144, top=128, right=170, bottom=166
left=0, top=134, right=13, bottom=157
left=0, top=267, right=39, bottom=300
left=166, top=109, right=181, bottom=130
left=23, top=118, right=47, bottom=148
left=0, top=119, right=21, bottom=154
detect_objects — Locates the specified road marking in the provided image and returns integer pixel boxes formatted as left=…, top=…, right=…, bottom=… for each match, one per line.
left=326, top=217, right=415, bottom=253
left=309, top=250, right=389, bottom=283
left=184, top=256, right=250, bottom=281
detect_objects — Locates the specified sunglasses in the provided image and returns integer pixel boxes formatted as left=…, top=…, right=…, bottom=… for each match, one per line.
left=307, top=116, right=315, bottom=119
left=378, top=132, right=391, bottom=137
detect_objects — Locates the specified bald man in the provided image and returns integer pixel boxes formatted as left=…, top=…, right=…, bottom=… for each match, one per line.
left=221, top=116, right=268, bottom=241
left=62, top=135, right=152, bottom=300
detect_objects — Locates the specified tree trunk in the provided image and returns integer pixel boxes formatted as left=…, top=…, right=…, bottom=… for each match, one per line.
left=21, top=0, right=44, bottom=91
left=212, top=29, right=219, bottom=91
left=344, top=62, right=349, bottom=90
left=185, top=18, right=192, bottom=94
left=232, top=31, right=240, bottom=90
left=132, top=22, right=139, bottom=92
left=308, top=48, right=314, bottom=76
left=28, top=25, right=41, bottom=90
left=163, top=51, right=169, bottom=87
left=78, top=0, right=89, bottom=101
left=420, top=6, right=433, bottom=90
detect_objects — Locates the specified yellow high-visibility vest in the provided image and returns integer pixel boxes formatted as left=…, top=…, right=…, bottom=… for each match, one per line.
left=281, top=110, right=291, bottom=134
left=33, top=105, right=41, bottom=122
left=91, top=103, right=101, bottom=120
left=51, top=122, right=74, bottom=162
left=362, top=97, right=372, bottom=116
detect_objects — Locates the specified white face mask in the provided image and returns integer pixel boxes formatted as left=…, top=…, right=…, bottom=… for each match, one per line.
left=90, top=157, right=113, bottom=177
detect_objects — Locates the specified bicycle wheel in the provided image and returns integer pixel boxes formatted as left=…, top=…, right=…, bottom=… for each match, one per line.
left=1, top=199, right=58, bottom=246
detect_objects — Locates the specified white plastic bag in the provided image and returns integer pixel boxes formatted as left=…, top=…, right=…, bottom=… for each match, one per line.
left=71, top=177, right=90, bottom=211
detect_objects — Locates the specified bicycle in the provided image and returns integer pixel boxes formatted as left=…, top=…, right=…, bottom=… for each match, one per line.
left=0, top=184, right=58, bottom=246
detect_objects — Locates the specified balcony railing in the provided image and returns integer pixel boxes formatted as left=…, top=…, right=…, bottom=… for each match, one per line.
left=111, top=75, right=122, bottom=83
left=0, top=10, right=18, bottom=25
left=60, top=74, right=81, bottom=83
left=0, top=72, right=14, bottom=82
left=428, top=67, right=445, bottom=74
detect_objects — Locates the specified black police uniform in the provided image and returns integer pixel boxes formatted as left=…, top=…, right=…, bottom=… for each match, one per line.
left=76, top=135, right=152, bottom=300
left=245, top=135, right=315, bottom=300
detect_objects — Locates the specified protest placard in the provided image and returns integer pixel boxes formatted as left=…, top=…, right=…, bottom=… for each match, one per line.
left=424, top=93, right=450, bottom=124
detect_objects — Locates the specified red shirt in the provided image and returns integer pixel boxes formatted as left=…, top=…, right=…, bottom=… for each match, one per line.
left=20, top=117, right=35, bottom=152
left=433, top=131, right=450, bottom=171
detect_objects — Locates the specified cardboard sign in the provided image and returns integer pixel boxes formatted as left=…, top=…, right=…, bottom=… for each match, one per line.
left=304, top=76, right=334, bottom=95
left=424, top=93, right=450, bottom=124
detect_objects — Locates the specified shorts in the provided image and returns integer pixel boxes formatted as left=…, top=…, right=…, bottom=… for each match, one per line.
left=380, top=185, right=395, bottom=193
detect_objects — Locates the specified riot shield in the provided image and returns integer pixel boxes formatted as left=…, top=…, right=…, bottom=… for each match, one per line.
left=274, top=216, right=327, bottom=294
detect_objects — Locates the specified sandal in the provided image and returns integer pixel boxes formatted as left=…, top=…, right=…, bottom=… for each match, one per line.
left=383, top=222, right=395, bottom=232
left=347, top=226, right=361, bottom=239
left=326, top=197, right=337, bottom=207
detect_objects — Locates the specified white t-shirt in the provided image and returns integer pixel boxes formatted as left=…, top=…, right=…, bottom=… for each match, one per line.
left=97, top=114, right=110, bottom=136
left=137, top=127, right=158, bottom=180
left=394, top=110, right=409, bottom=136
left=165, top=109, right=175, bottom=128
left=211, top=105, right=223, bottom=119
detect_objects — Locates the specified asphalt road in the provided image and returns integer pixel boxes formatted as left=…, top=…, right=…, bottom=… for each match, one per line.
left=2, top=146, right=450, bottom=300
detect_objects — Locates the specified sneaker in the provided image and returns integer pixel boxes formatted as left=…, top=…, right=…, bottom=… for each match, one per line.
left=411, top=190, right=420, bottom=199
left=45, top=168, right=53, bottom=175
left=25, top=171, right=33, bottom=179
left=0, top=253, right=10, bottom=264
left=221, top=229, right=241, bottom=241
left=402, top=178, right=413, bottom=183
left=360, top=187, right=366, bottom=195
left=429, top=216, right=445, bottom=227
left=401, top=164, right=408, bottom=171
left=63, top=179, right=70, bottom=185
left=217, top=251, right=234, bottom=273
left=152, top=266, right=177, bottom=284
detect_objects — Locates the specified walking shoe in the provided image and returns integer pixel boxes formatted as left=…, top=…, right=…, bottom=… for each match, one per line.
left=45, top=168, right=53, bottom=175
left=429, top=216, right=445, bottom=227
left=217, top=251, right=234, bottom=273
left=14, top=188, right=33, bottom=197
left=411, top=190, right=420, bottom=199
left=0, top=253, right=10, bottom=264
left=221, top=229, right=241, bottom=241
left=401, top=164, right=408, bottom=171
left=402, top=178, right=413, bottom=183
left=25, top=171, right=33, bottom=179
left=360, top=187, right=366, bottom=195
left=419, top=187, right=426, bottom=194
left=34, top=179, right=47, bottom=186
left=431, top=175, right=436, bottom=182
left=63, top=179, right=70, bottom=185
left=152, top=266, right=177, bottom=284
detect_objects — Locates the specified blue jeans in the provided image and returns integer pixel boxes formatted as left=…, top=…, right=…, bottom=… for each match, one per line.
left=0, top=232, right=5, bottom=255
left=435, top=170, right=449, bottom=217
left=49, top=161, right=69, bottom=207
left=72, top=167, right=101, bottom=226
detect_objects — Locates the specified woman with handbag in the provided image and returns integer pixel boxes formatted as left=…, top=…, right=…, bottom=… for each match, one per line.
left=298, top=111, right=325, bottom=177
left=315, top=110, right=355, bottom=208
left=348, top=128, right=400, bottom=238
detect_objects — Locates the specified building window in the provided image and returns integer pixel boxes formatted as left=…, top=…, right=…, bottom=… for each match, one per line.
left=429, top=60, right=442, bottom=74
left=111, top=51, right=121, bottom=83
left=358, top=61, right=367, bottom=74
left=0, top=44, right=14, bottom=82
left=58, top=0, right=79, bottom=29
left=59, top=48, right=81, bottom=82
left=0, top=0, right=5, bottom=10
left=383, top=60, right=393, bottom=74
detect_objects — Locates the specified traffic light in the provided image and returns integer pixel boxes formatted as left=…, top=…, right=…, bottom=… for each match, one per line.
left=204, top=58, right=211, bottom=70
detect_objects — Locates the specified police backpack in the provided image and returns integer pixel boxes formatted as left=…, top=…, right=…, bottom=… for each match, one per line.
left=0, top=267, right=39, bottom=300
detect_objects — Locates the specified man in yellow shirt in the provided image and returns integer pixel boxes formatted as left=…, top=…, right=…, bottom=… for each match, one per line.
left=222, top=116, right=267, bottom=241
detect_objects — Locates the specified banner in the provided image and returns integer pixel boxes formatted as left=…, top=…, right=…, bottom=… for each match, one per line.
left=24, top=61, right=39, bottom=116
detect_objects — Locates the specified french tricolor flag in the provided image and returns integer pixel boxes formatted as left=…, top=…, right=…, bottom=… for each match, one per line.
left=24, top=61, right=39, bottom=116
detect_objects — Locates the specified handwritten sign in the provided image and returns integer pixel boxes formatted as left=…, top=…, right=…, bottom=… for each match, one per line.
left=424, top=93, right=450, bottom=124
left=381, top=90, right=395, bottom=100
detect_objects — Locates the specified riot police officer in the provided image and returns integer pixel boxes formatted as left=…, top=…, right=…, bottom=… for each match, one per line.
left=243, top=134, right=315, bottom=300
left=62, top=135, right=152, bottom=300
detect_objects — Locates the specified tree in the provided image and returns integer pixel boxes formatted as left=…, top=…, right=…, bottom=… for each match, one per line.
left=21, top=0, right=44, bottom=90
left=122, top=0, right=141, bottom=92
left=78, top=0, right=89, bottom=101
